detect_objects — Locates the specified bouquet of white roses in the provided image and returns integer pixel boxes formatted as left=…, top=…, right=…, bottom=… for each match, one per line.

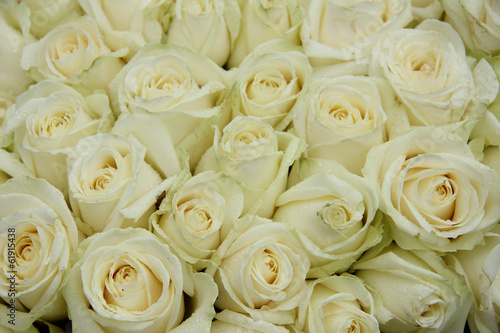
left=1, top=0, right=500, bottom=332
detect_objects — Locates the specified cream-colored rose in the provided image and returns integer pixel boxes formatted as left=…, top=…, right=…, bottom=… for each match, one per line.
left=67, top=119, right=181, bottom=234
left=441, top=0, right=500, bottom=55
left=370, top=19, right=499, bottom=133
left=294, top=273, right=379, bottom=333
left=110, top=43, right=230, bottom=169
left=63, top=227, right=218, bottom=333
left=151, top=170, right=244, bottom=269
left=362, top=126, right=500, bottom=252
left=0, top=177, right=78, bottom=331
left=231, top=40, right=311, bottom=130
left=211, top=310, right=291, bottom=332
left=1, top=80, right=114, bottom=196
left=211, top=215, right=310, bottom=325
left=353, top=242, right=472, bottom=333
left=167, top=0, right=240, bottom=66
left=196, top=116, right=304, bottom=218
left=450, top=224, right=500, bottom=333
left=300, top=0, right=411, bottom=74
left=78, top=0, right=172, bottom=57
left=0, top=3, right=35, bottom=97
left=21, top=15, right=125, bottom=90
left=274, top=159, right=382, bottom=277
left=227, top=0, right=305, bottom=68
left=292, top=75, right=391, bottom=174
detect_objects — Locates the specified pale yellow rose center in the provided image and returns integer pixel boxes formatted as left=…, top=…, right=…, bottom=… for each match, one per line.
left=403, top=171, right=458, bottom=222
left=49, top=30, right=90, bottom=77
left=11, top=223, right=57, bottom=281
left=103, top=258, right=163, bottom=313
left=177, top=198, right=218, bottom=235
left=246, top=69, right=288, bottom=104
left=222, top=118, right=278, bottom=160
left=255, top=248, right=280, bottom=285
left=32, top=107, right=76, bottom=138
left=414, top=293, right=446, bottom=328
left=315, top=86, right=379, bottom=136
left=123, top=56, right=198, bottom=112
left=80, top=148, right=131, bottom=198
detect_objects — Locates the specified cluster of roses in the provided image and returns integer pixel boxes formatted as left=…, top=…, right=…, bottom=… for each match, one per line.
left=1, top=0, right=500, bottom=332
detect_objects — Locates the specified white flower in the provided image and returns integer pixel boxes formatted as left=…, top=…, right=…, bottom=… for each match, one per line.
left=295, top=274, right=380, bottom=333
left=0, top=177, right=78, bottom=331
left=2, top=80, right=114, bottom=196
left=441, top=0, right=500, bottom=55
left=300, top=0, right=412, bottom=73
left=78, top=0, right=172, bottom=57
left=167, top=0, right=240, bottom=66
left=274, top=159, right=382, bottom=277
left=211, top=215, right=310, bottom=325
left=363, top=126, right=500, bottom=252
left=110, top=43, right=230, bottom=168
left=231, top=40, right=311, bottom=130
left=67, top=130, right=173, bottom=234
left=227, top=0, right=305, bottom=68
left=354, top=243, right=472, bottom=333
left=196, top=116, right=304, bottom=218
left=63, top=227, right=218, bottom=333
left=292, top=75, right=389, bottom=174
left=21, top=15, right=125, bottom=89
left=151, top=170, right=244, bottom=269
left=370, top=19, right=499, bottom=131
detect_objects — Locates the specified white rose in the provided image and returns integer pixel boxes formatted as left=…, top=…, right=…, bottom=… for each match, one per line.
left=227, top=0, right=305, bottom=68
left=441, top=0, right=500, bottom=55
left=0, top=3, right=35, bottom=97
left=63, top=227, right=218, bottom=333
left=295, top=274, right=379, bottom=333
left=274, top=159, right=382, bottom=277
left=2, top=80, right=114, bottom=196
left=354, top=242, right=472, bottom=333
left=231, top=40, right=311, bottom=130
left=362, top=126, right=500, bottom=252
left=370, top=19, right=499, bottom=132
left=151, top=170, right=244, bottom=269
left=211, top=215, right=310, bottom=325
left=211, top=310, right=290, bottom=333
left=196, top=116, right=304, bottom=218
left=167, top=0, right=240, bottom=66
left=78, top=0, right=172, bottom=57
left=67, top=117, right=181, bottom=234
left=110, top=43, right=230, bottom=169
left=0, top=177, right=78, bottom=331
left=292, top=75, right=390, bottom=174
left=300, top=0, right=411, bottom=74
left=451, top=224, right=500, bottom=333
left=21, top=15, right=126, bottom=90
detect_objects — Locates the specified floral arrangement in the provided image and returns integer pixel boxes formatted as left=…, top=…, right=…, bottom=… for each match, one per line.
left=1, top=0, right=500, bottom=332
